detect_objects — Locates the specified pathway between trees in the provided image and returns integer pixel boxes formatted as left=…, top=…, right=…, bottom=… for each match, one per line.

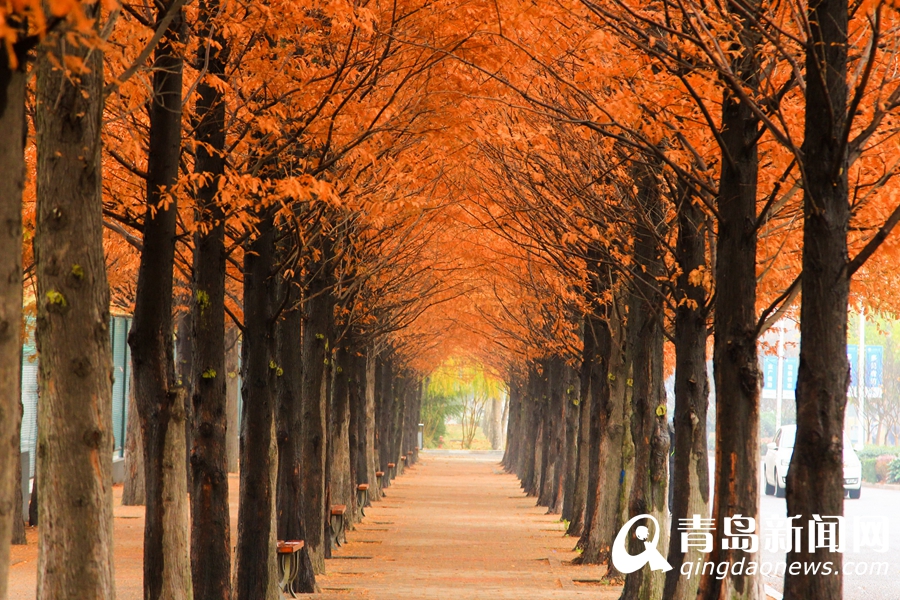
left=8, top=451, right=622, bottom=599
left=317, top=450, right=619, bottom=599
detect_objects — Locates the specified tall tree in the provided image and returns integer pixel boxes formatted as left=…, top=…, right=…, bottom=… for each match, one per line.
left=620, top=165, right=670, bottom=600
left=665, top=186, right=711, bottom=600
left=275, top=275, right=317, bottom=592
left=299, top=234, right=336, bottom=572
left=785, top=0, right=849, bottom=598
left=0, top=27, right=27, bottom=600
left=234, top=214, right=280, bottom=600
left=126, top=4, right=192, bottom=598
left=34, top=6, right=115, bottom=597
left=189, top=0, right=232, bottom=596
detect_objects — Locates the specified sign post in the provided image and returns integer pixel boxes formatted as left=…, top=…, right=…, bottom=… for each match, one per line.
left=858, top=310, right=866, bottom=448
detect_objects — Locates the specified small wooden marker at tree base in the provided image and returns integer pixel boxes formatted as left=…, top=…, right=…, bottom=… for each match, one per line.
left=330, top=505, right=348, bottom=548
left=276, top=540, right=305, bottom=598
left=387, top=462, right=396, bottom=486
left=356, top=484, right=370, bottom=518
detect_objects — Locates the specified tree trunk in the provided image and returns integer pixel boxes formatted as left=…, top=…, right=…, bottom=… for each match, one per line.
left=665, top=190, right=711, bottom=600
left=122, top=390, right=146, bottom=506
left=391, top=375, right=408, bottom=472
left=0, top=39, right=26, bottom=597
left=620, top=165, right=670, bottom=600
left=348, top=346, right=362, bottom=516
left=365, top=349, right=379, bottom=501
left=377, top=356, right=393, bottom=479
left=539, top=358, right=564, bottom=512
left=234, top=215, right=280, bottom=600
left=561, top=363, right=580, bottom=523
left=520, top=368, right=538, bottom=493
left=299, top=241, right=334, bottom=573
left=13, top=405, right=26, bottom=545
left=34, top=12, right=115, bottom=597
left=575, top=306, right=624, bottom=565
left=275, top=302, right=316, bottom=593
left=542, top=357, right=568, bottom=514
left=127, top=7, right=192, bottom=597
left=530, top=408, right=544, bottom=497
left=698, top=9, right=762, bottom=597
left=567, top=317, right=593, bottom=537
left=330, top=342, right=353, bottom=518
left=784, top=1, right=849, bottom=598
left=226, top=327, right=240, bottom=473
left=188, top=0, right=232, bottom=596
left=176, top=309, right=193, bottom=490
left=501, top=375, right=521, bottom=470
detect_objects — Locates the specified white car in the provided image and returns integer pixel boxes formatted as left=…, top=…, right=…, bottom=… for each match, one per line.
left=763, top=425, right=862, bottom=499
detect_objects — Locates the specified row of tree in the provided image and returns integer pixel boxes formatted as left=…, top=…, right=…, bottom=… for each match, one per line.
left=477, top=2, right=900, bottom=600
left=5, top=1, right=900, bottom=600
left=0, top=1, right=488, bottom=599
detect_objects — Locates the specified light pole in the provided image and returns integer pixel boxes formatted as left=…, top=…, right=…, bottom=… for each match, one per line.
left=858, top=309, right=866, bottom=448
left=775, top=327, right=785, bottom=431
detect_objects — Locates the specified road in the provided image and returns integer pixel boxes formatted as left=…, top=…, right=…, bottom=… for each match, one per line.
left=759, top=484, right=900, bottom=599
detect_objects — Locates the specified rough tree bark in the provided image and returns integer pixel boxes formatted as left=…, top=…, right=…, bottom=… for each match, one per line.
left=784, top=1, right=849, bottom=598
left=0, top=36, right=26, bottom=600
left=127, top=5, right=193, bottom=597
left=561, top=364, right=580, bottom=524
left=538, top=357, right=565, bottom=513
left=566, top=317, right=593, bottom=538
left=225, top=327, right=240, bottom=473
left=501, top=374, right=521, bottom=470
left=664, top=189, right=711, bottom=600
left=299, top=239, right=334, bottom=573
left=620, top=166, right=670, bottom=600
left=188, top=0, right=232, bottom=595
left=388, top=372, right=407, bottom=476
left=234, top=215, right=280, bottom=600
left=275, top=297, right=316, bottom=592
left=365, top=349, right=379, bottom=501
left=529, top=401, right=544, bottom=497
left=574, top=302, right=625, bottom=566
left=34, top=10, right=116, bottom=597
left=519, top=367, right=538, bottom=492
left=348, top=347, right=362, bottom=516
left=330, top=342, right=353, bottom=520
left=698, top=5, right=762, bottom=597
left=12, top=428, right=25, bottom=546
left=122, top=390, right=146, bottom=506
left=377, top=355, right=394, bottom=480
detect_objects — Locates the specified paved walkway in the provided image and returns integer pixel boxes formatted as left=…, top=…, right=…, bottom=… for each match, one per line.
left=8, top=451, right=622, bottom=599
left=315, top=450, right=619, bottom=599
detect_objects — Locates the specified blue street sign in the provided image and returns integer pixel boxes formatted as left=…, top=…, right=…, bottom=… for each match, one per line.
left=783, top=358, right=799, bottom=391
left=866, top=345, right=883, bottom=387
left=763, top=356, right=778, bottom=390
left=848, top=345, right=859, bottom=388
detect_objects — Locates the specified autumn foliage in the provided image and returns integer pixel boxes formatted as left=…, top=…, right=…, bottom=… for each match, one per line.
left=4, top=0, right=900, bottom=599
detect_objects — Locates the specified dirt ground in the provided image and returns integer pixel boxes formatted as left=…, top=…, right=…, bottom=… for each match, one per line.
left=8, top=451, right=622, bottom=599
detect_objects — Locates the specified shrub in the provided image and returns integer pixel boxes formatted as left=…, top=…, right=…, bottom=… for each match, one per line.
left=862, top=457, right=878, bottom=483
left=858, top=445, right=900, bottom=460
left=760, top=412, right=777, bottom=440
left=875, top=455, right=895, bottom=482
left=889, top=458, right=900, bottom=484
